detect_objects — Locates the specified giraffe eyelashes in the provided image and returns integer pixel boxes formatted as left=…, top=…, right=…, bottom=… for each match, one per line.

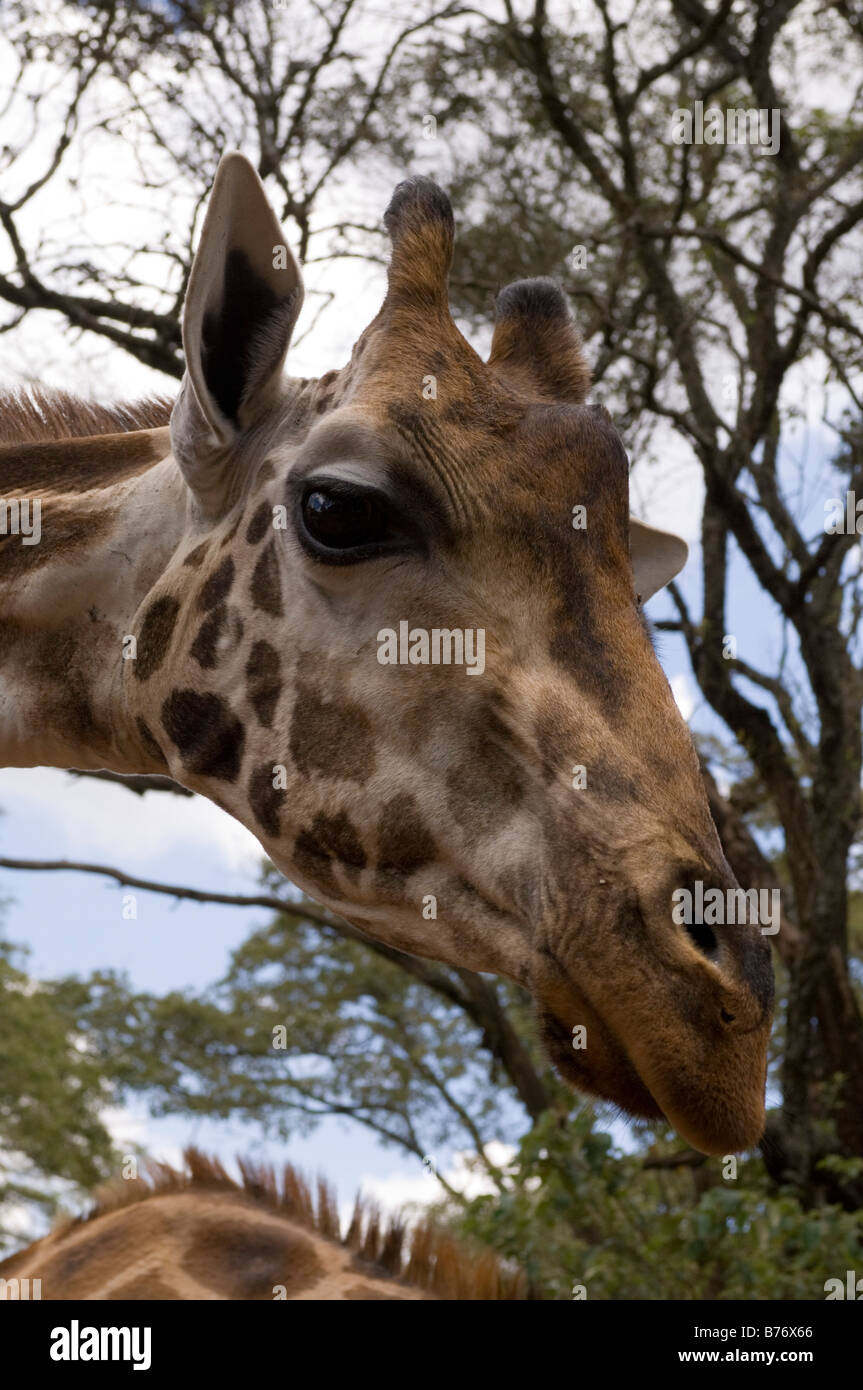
left=296, top=478, right=417, bottom=564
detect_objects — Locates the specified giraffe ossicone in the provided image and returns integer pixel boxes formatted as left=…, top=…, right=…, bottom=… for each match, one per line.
left=0, top=153, right=773, bottom=1157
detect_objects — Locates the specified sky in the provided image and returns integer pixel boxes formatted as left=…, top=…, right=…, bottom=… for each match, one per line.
left=0, top=0, right=856, bottom=1242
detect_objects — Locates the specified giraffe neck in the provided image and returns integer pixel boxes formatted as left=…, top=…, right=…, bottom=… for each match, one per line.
left=0, top=427, right=183, bottom=772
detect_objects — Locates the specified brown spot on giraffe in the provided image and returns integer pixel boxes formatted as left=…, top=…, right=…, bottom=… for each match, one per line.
left=250, top=539, right=282, bottom=615
left=189, top=605, right=244, bottom=670
left=445, top=700, right=526, bottom=837
left=134, top=595, right=181, bottom=681
left=197, top=556, right=235, bottom=610
left=162, top=689, right=245, bottom=782
left=289, top=686, right=376, bottom=783
left=245, top=639, right=282, bottom=726
left=29, top=1204, right=166, bottom=1300
left=183, top=539, right=211, bottom=568
left=294, top=827, right=338, bottom=894
left=588, top=753, right=640, bottom=804
left=190, top=604, right=227, bottom=668
left=245, top=499, right=273, bottom=544
left=182, top=1220, right=323, bottom=1299
left=376, top=793, right=437, bottom=880
left=294, top=810, right=367, bottom=887
left=248, top=762, right=286, bottom=837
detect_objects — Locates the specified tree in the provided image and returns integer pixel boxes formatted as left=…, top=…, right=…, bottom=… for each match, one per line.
left=0, top=937, right=118, bottom=1252
left=451, top=1107, right=863, bottom=1300
left=62, top=914, right=544, bottom=1198
left=0, top=0, right=465, bottom=375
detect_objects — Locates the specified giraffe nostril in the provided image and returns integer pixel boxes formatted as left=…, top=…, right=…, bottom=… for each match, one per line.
left=684, top=918, right=718, bottom=958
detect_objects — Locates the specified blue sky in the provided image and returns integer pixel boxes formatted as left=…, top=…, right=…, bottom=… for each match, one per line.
left=0, top=765, right=446, bottom=1211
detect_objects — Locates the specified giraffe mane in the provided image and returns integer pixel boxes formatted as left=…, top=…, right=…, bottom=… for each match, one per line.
left=43, top=1146, right=529, bottom=1301
left=0, top=385, right=174, bottom=445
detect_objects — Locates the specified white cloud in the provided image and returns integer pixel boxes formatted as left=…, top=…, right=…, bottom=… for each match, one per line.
left=0, top=766, right=262, bottom=873
left=352, top=1141, right=517, bottom=1228
left=629, top=424, right=705, bottom=546
left=670, top=672, right=697, bottom=722
left=100, top=1105, right=185, bottom=1173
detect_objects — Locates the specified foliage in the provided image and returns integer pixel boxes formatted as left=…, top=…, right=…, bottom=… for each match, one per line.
left=65, top=911, right=538, bottom=1193
left=445, top=1109, right=863, bottom=1301
left=0, top=939, right=117, bottom=1252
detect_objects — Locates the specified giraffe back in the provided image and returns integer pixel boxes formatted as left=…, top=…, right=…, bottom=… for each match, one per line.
left=0, top=1149, right=527, bottom=1301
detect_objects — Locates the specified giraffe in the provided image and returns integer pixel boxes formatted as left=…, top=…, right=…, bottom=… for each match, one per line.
left=0, top=1148, right=526, bottom=1300
left=0, top=153, right=773, bottom=1157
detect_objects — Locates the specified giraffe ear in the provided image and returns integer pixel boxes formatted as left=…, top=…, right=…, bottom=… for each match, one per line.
left=630, top=518, right=688, bottom=602
left=172, top=152, right=303, bottom=509
left=488, top=279, right=590, bottom=403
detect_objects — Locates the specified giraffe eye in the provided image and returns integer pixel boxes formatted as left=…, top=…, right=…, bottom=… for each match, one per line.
left=298, top=480, right=401, bottom=562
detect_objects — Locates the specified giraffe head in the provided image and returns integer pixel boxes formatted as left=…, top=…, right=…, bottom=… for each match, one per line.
left=125, top=154, right=773, bottom=1155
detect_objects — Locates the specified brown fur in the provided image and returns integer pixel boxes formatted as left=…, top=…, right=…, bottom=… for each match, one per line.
left=489, top=278, right=592, bottom=402
left=0, top=386, right=173, bottom=445
left=0, top=388, right=173, bottom=497
left=0, top=1149, right=528, bottom=1301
